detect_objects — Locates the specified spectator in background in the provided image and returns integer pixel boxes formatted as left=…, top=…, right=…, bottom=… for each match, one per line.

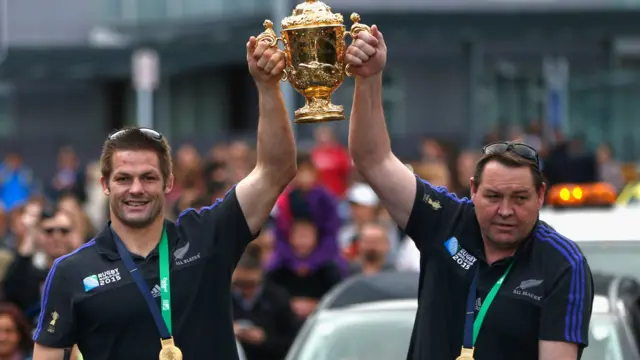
left=0, top=207, right=8, bottom=246
left=271, top=152, right=343, bottom=276
left=348, top=222, right=393, bottom=276
left=419, top=137, right=447, bottom=166
left=46, top=146, right=85, bottom=205
left=56, top=192, right=95, bottom=244
left=169, top=144, right=204, bottom=218
left=0, top=302, right=33, bottom=360
left=227, top=140, right=255, bottom=184
left=596, top=143, right=624, bottom=192
left=232, top=252, right=298, bottom=360
left=340, top=183, right=400, bottom=262
left=544, top=134, right=597, bottom=186
left=453, top=150, right=479, bottom=199
left=0, top=151, right=34, bottom=212
left=523, top=120, right=543, bottom=151
left=202, top=160, right=230, bottom=197
left=82, top=161, right=108, bottom=231
left=311, top=126, right=351, bottom=198
left=249, top=226, right=275, bottom=268
left=3, top=203, right=78, bottom=327
left=268, top=218, right=342, bottom=320
left=414, top=163, right=450, bottom=189
left=0, top=206, right=28, bottom=253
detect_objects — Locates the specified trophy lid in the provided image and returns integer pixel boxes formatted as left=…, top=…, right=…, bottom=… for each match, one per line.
left=281, top=0, right=344, bottom=30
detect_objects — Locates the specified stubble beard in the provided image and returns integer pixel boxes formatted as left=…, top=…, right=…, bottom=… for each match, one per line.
left=112, top=199, right=164, bottom=229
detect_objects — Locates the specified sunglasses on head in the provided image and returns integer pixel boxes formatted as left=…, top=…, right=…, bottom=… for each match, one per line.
left=43, top=227, right=71, bottom=235
left=482, top=142, right=540, bottom=167
left=108, top=128, right=163, bottom=141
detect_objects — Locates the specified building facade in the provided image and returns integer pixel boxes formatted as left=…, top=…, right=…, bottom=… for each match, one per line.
left=1, top=0, right=640, bottom=176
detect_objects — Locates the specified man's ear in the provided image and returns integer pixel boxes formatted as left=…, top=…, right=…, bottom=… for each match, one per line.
left=538, top=182, right=547, bottom=210
left=469, top=177, right=478, bottom=201
left=100, top=176, right=110, bottom=195
left=164, top=174, right=175, bottom=194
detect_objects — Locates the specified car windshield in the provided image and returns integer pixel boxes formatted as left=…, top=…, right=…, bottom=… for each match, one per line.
left=292, top=308, right=626, bottom=360
left=583, top=313, right=625, bottom=360
left=293, top=309, right=415, bottom=360
left=578, top=241, right=640, bottom=280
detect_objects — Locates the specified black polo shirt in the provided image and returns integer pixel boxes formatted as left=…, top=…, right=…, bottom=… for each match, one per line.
left=404, top=177, right=594, bottom=360
left=33, top=188, right=253, bottom=360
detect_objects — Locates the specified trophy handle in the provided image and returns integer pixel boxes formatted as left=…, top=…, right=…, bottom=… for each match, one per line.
left=256, top=19, right=288, bottom=82
left=344, top=13, right=372, bottom=77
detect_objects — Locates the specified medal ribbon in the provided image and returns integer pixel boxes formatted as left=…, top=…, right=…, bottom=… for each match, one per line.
left=463, top=261, right=514, bottom=349
left=113, top=227, right=173, bottom=339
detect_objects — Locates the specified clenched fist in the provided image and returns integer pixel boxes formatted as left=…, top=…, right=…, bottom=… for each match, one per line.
left=345, top=25, right=387, bottom=78
left=247, top=36, right=286, bottom=85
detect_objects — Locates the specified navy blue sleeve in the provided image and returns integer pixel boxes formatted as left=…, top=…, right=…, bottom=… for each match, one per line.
left=33, top=260, right=76, bottom=348
left=176, top=186, right=255, bottom=268
left=404, top=176, right=471, bottom=252
left=540, top=258, right=593, bottom=347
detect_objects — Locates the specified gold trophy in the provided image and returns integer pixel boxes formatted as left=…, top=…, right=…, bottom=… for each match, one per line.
left=255, top=0, right=371, bottom=123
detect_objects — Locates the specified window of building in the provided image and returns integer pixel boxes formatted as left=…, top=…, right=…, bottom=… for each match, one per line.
left=334, top=70, right=406, bottom=137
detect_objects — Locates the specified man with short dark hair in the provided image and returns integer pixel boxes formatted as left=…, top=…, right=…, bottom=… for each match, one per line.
left=348, top=221, right=394, bottom=276
left=32, top=34, right=296, bottom=360
left=232, top=253, right=298, bottom=360
left=345, top=26, right=594, bottom=360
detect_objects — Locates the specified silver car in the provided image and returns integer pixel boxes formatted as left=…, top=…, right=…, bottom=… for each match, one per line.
left=286, top=298, right=636, bottom=360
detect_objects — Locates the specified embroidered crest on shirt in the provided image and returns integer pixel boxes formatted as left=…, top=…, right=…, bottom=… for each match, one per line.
left=512, top=279, right=544, bottom=301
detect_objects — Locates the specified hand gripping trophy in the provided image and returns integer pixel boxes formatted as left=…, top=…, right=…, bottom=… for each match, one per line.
left=255, top=0, right=371, bottom=123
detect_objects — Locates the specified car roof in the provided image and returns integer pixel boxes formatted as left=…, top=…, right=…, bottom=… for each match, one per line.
left=316, top=271, right=419, bottom=310
left=315, top=299, right=418, bottom=320
left=539, top=206, right=640, bottom=242
left=343, top=299, right=418, bottom=311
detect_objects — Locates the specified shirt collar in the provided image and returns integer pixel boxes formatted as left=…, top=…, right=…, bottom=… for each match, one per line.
left=94, top=219, right=180, bottom=261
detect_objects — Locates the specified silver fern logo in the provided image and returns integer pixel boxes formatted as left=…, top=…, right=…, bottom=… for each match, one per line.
left=174, top=242, right=190, bottom=259
left=516, top=279, right=544, bottom=290
left=513, top=279, right=544, bottom=301
left=174, top=241, right=201, bottom=266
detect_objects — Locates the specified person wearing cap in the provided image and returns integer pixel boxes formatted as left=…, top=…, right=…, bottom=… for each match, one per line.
left=32, top=35, right=296, bottom=360
left=339, top=183, right=400, bottom=262
left=345, top=25, right=594, bottom=359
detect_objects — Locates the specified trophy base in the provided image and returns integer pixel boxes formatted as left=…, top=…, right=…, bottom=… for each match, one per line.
left=294, top=95, right=345, bottom=124
left=295, top=112, right=345, bottom=123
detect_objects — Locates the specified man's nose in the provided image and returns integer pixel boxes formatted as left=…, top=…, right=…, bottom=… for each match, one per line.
left=129, top=178, right=145, bottom=194
left=497, top=199, right=514, bottom=217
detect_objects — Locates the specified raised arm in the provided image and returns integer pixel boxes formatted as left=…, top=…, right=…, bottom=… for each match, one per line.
left=236, top=36, right=297, bottom=235
left=345, top=27, right=471, bottom=251
left=345, top=26, right=421, bottom=230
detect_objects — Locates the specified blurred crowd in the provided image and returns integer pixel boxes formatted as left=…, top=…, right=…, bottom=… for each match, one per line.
left=0, top=122, right=633, bottom=359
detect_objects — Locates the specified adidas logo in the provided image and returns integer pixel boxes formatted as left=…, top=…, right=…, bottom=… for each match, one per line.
left=151, top=285, right=161, bottom=298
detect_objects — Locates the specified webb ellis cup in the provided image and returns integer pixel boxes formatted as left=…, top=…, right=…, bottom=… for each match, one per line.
left=256, top=0, right=371, bottom=123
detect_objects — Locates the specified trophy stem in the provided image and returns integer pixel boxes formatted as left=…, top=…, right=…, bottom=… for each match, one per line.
left=294, top=93, right=345, bottom=123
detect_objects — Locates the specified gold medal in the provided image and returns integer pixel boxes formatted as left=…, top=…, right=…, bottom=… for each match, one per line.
left=159, top=337, right=183, bottom=360
left=455, top=346, right=474, bottom=360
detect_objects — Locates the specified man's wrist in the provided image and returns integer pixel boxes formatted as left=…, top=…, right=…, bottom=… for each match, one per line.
left=256, top=81, right=281, bottom=94
left=355, top=73, right=383, bottom=88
